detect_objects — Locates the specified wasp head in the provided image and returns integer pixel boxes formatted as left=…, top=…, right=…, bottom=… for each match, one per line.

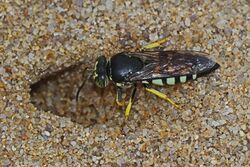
left=93, top=56, right=109, bottom=88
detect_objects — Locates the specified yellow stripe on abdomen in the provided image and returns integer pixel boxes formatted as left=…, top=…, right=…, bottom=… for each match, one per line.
left=180, top=76, right=187, bottom=83
left=166, top=77, right=175, bottom=85
left=152, top=79, right=164, bottom=86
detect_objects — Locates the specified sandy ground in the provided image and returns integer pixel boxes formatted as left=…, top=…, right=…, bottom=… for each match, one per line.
left=0, top=0, right=249, bottom=166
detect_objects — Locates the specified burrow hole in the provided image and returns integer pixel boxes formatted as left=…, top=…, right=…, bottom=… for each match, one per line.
left=30, top=62, right=123, bottom=127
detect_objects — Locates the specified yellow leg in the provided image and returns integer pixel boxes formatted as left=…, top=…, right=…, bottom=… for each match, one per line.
left=124, top=85, right=137, bottom=120
left=142, top=37, right=169, bottom=49
left=145, top=88, right=181, bottom=109
left=116, top=97, right=125, bottom=106
left=125, top=98, right=133, bottom=120
left=116, top=87, right=125, bottom=106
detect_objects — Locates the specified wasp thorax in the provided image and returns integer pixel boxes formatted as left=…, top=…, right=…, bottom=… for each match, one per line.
left=93, top=56, right=109, bottom=88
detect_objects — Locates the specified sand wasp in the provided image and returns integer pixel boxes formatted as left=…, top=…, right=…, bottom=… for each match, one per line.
left=77, top=38, right=220, bottom=120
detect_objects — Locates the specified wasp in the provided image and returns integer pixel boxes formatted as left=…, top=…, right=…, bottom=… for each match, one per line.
left=77, top=38, right=220, bottom=120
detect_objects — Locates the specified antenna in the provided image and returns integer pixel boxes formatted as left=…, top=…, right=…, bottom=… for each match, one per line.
left=75, top=67, right=94, bottom=112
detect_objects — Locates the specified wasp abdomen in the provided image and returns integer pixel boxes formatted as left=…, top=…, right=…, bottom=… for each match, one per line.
left=141, top=74, right=198, bottom=86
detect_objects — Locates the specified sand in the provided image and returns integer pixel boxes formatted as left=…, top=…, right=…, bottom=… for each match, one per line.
left=0, top=1, right=249, bottom=166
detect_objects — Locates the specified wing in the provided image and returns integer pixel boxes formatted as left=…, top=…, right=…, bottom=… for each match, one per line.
left=124, top=51, right=219, bottom=81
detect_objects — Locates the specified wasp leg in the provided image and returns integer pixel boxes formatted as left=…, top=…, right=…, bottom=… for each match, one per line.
left=144, top=85, right=181, bottom=109
left=116, top=87, right=125, bottom=106
left=125, top=85, right=137, bottom=120
left=142, top=37, right=169, bottom=50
